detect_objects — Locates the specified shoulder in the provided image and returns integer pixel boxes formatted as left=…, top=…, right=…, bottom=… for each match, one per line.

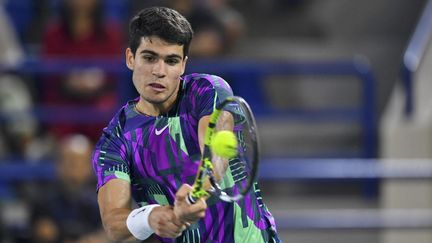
left=94, top=101, right=134, bottom=154
left=179, top=74, right=234, bottom=117
left=182, top=73, right=232, bottom=94
left=102, top=101, right=133, bottom=137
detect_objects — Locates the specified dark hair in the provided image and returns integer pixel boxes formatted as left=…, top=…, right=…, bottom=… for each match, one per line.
left=129, top=7, right=193, bottom=57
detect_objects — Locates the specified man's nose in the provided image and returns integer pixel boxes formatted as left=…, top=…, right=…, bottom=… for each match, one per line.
left=152, top=59, right=166, bottom=78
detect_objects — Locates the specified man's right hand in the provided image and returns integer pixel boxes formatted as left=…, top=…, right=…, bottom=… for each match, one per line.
left=148, top=205, right=188, bottom=238
left=173, top=184, right=207, bottom=224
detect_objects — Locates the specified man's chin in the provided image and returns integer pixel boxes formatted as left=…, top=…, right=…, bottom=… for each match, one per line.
left=144, top=96, right=168, bottom=105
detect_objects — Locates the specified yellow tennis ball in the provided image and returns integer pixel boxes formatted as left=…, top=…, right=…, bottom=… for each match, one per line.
left=211, top=130, right=238, bottom=158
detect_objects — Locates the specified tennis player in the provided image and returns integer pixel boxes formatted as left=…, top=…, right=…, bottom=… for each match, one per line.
left=92, top=6, right=280, bottom=243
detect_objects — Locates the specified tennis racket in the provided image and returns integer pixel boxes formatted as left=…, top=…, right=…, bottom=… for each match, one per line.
left=187, top=96, right=260, bottom=203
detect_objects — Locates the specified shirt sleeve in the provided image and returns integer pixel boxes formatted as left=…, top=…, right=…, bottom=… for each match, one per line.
left=92, top=116, right=131, bottom=191
left=191, top=74, right=234, bottom=119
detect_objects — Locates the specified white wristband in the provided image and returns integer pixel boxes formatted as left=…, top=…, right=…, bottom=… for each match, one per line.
left=126, top=204, right=160, bottom=240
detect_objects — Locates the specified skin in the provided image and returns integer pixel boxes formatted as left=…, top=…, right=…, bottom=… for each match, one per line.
left=126, top=36, right=187, bottom=116
left=98, top=36, right=208, bottom=242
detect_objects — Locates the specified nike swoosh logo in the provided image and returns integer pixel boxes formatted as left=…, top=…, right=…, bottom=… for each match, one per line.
left=155, top=124, right=169, bottom=135
left=131, top=208, right=147, bottom=217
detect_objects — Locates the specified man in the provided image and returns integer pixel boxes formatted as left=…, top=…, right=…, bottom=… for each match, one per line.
left=92, top=6, right=280, bottom=243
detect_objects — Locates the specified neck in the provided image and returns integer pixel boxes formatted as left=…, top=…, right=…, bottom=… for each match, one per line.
left=136, top=100, right=172, bottom=117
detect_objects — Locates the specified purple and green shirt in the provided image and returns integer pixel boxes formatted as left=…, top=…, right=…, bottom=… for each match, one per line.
left=92, top=73, right=280, bottom=243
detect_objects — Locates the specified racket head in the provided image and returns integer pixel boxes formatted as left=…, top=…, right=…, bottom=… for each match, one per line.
left=208, top=96, right=260, bottom=202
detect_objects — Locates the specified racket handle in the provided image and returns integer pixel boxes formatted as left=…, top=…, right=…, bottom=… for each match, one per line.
left=187, top=192, right=197, bottom=204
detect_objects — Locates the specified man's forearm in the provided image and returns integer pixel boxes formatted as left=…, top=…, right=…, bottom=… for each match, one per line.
left=102, top=208, right=161, bottom=243
left=102, top=208, right=138, bottom=242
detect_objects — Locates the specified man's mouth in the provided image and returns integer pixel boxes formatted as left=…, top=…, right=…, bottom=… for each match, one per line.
left=149, top=83, right=166, bottom=91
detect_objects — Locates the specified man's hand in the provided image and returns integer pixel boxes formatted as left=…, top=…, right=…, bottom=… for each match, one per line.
left=174, top=184, right=207, bottom=224
left=148, top=206, right=188, bottom=238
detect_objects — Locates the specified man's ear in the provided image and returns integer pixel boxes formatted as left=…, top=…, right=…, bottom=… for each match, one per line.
left=180, top=56, right=188, bottom=75
left=125, top=48, right=134, bottom=70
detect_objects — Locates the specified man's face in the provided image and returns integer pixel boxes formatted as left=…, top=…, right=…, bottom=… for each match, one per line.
left=126, top=36, right=187, bottom=108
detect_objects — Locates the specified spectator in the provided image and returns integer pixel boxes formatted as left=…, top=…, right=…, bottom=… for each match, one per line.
left=169, top=0, right=227, bottom=57
left=0, top=2, right=45, bottom=160
left=206, top=0, right=246, bottom=49
left=29, top=134, right=106, bottom=242
left=0, top=74, right=39, bottom=159
left=0, top=1, right=24, bottom=67
left=40, top=0, right=124, bottom=142
left=130, top=0, right=243, bottom=57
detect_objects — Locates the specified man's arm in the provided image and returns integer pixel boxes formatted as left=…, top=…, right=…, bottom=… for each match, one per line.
left=197, top=115, right=211, bottom=151
left=98, top=179, right=189, bottom=242
left=97, top=179, right=142, bottom=242
left=197, top=113, right=234, bottom=151
left=197, top=113, right=234, bottom=183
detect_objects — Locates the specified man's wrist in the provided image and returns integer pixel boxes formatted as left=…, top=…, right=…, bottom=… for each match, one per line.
left=126, top=204, right=160, bottom=240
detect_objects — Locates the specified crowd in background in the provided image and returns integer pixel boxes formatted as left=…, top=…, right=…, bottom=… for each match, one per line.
left=0, top=0, right=247, bottom=161
left=0, top=0, right=247, bottom=241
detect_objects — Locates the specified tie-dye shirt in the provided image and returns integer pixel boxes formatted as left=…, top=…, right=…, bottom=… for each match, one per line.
left=92, top=73, right=280, bottom=243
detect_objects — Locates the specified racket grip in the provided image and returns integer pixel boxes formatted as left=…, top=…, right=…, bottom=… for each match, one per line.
left=187, top=192, right=197, bottom=204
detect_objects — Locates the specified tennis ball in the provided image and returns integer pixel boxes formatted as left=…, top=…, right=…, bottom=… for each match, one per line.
left=211, top=130, right=238, bottom=158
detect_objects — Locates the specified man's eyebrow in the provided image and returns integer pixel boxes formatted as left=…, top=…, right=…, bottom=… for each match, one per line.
left=166, top=54, right=182, bottom=59
left=139, top=50, right=182, bottom=59
left=140, top=50, right=158, bottom=56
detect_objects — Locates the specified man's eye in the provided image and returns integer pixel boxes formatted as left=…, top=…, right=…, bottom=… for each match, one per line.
left=166, top=59, right=180, bottom=65
left=143, top=56, right=156, bottom=62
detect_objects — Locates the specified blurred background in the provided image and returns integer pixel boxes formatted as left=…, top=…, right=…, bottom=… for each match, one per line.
left=0, top=0, right=432, bottom=242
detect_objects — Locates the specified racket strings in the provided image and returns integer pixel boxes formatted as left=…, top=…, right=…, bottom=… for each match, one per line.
left=211, top=103, right=255, bottom=199
left=193, top=97, right=258, bottom=203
